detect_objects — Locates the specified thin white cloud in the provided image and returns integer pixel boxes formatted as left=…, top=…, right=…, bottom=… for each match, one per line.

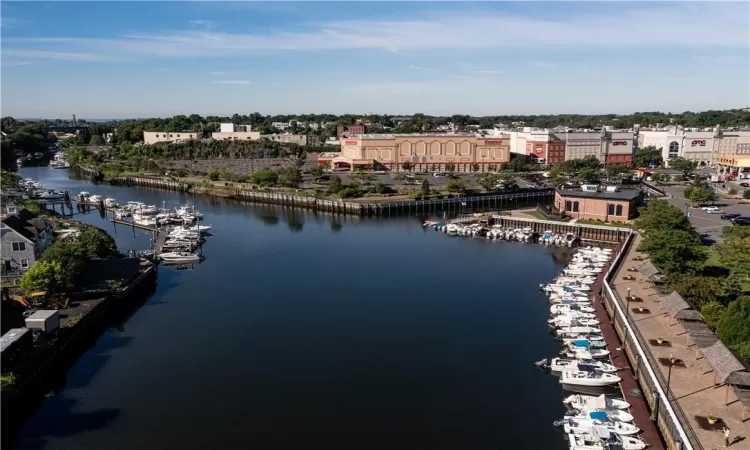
left=2, top=61, right=34, bottom=67
left=3, top=4, right=746, bottom=62
left=2, top=49, right=112, bottom=62
left=472, top=69, right=508, bottom=75
left=213, top=80, right=250, bottom=85
left=208, top=71, right=227, bottom=76
left=189, top=20, right=214, bottom=31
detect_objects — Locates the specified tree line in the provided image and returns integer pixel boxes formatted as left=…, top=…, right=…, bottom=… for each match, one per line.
left=635, top=200, right=750, bottom=359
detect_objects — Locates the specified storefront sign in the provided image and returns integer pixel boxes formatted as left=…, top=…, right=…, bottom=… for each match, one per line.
left=691, top=140, right=706, bottom=147
left=344, top=140, right=358, bottom=145
left=612, top=141, right=628, bottom=146
left=484, top=140, right=505, bottom=145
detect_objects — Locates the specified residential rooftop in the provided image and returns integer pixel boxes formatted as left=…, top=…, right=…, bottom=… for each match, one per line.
left=555, top=185, right=642, bottom=201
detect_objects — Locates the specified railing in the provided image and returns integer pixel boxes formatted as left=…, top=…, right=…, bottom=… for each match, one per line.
left=602, top=233, right=700, bottom=450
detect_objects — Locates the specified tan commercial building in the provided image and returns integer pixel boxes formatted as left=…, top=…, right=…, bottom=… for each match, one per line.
left=212, top=131, right=260, bottom=141
left=262, top=134, right=308, bottom=145
left=554, top=185, right=642, bottom=223
left=334, top=134, right=511, bottom=172
left=143, top=131, right=199, bottom=145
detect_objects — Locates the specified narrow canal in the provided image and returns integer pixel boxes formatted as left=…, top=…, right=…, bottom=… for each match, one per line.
left=15, top=167, right=569, bottom=450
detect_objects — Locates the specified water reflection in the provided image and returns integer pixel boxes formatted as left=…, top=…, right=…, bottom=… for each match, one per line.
left=260, top=215, right=279, bottom=226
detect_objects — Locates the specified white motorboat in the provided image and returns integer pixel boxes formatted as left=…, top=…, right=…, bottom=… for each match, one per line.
left=560, top=369, right=621, bottom=387
left=561, top=335, right=605, bottom=344
left=134, top=217, right=157, bottom=227
left=78, top=191, right=91, bottom=198
left=536, top=358, right=617, bottom=374
left=557, top=413, right=640, bottom=436
left=551, top=304, right=596, bottom=314
left=159, top=252, right=201, bottom=264
left=567, top=430, right=647, bottom=450
left=550, top=315, right=599, bottom=326
left=186, top=224, right=212, bottom=232
left=563, top=394, right=630, bottom=411
left=566, top=407, right=634, bottom=423
left=104, top=198, right=118, bottom=208
left=556, top=326, right=602, bottom=336
left=561, top=348, right=611, bottom=360
left=88, top=194, right=103, bottom=203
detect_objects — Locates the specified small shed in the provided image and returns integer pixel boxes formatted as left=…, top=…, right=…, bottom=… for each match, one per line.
left=661, top=291, right=693, bottom=324
left=637, top=261, right=661, bottom=279
left=701, top=340, right=747, bottom=388
left=680, top=321, right=717, bottom=349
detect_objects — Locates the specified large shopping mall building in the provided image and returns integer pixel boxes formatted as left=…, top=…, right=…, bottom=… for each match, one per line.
left=323, top=134, right=512, bottom=172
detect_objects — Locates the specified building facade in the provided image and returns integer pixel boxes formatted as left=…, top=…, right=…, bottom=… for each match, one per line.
left=143, top=131, right=199, bottom=145
left=637, top=126, right=726, bottom=167
left=602, top=131, right=636, bottom=164
left=261, top=134, right=308, bottom=145
left=1, top=210, right=53, bottom=274
left=554, top=186, right=642, bottom=223
left=564, top=132, right=603, bottom=162
left=335, top=134, right=511, bottom=172
left=337, top=125, right=366, bottom=138
left=211, top=131, right=261, bottom=141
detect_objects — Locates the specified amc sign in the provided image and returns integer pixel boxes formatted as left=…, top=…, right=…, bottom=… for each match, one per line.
left=344, top=140, right=358, bottom=145
left=612, top=141, right=629, bottom=146
left=691, top=140, right=707, bottom=147
left=484, top=140, right=505, bottom=145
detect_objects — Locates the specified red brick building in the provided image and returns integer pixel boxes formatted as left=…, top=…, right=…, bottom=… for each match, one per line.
left=547, top=140, right=566, bottom=165
left=337, top=125, right=366, bottom=138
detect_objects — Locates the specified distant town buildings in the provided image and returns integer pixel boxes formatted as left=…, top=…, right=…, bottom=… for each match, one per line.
left=143, top=131, right=200, bottom=145
left=212, top=123, right=260, bottom=141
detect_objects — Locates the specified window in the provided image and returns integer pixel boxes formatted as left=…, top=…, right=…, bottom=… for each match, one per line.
left=20, top=259, right=29, bottom=268
left=616, top=205, right=623, bottom=216
left=572, top=201, right=579, bottom=212
left=565, top=200, right=572, bottom=211
left=11, top=242, right=26, bottom=252
left=608, top=204, right=615, bottom=215
left=177, top=134, right=181, bottom=138
left=669, top=141, right=680, bottom=159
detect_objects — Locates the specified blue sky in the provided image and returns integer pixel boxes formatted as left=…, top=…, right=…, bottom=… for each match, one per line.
left=1, top=1, right=748, bottom=119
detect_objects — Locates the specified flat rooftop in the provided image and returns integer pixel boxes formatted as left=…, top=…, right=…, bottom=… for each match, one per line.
left=346, top=133, right=480, bottom=140
left=556, top=186, right=641, bottom=201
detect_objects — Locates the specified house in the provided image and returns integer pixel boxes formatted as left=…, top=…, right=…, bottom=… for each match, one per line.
left=1, top=209, right=54, bottom=273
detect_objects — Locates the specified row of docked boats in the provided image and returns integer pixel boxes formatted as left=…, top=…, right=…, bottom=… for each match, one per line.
left=535, top=246, right=648, bottom=450
left=16, top=178, right=66, bottom=200
left=158, top=225, right=209, bottom=264
left=425, top=221, right=580, bottom=247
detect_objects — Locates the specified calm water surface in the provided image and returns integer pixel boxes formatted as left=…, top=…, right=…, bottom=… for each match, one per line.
left=15, top=167, right=568, bottom=450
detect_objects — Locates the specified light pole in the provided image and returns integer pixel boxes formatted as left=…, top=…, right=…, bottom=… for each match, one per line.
left=655, top=354, right=679, bottom=425
left=626, top=287, right=632, bottom=318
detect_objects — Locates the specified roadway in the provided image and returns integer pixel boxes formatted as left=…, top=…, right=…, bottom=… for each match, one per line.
left=658, top=184, right=750, bottom=244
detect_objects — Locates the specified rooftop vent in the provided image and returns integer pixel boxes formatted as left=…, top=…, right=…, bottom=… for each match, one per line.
left=581, top=184, right=599, bottom=192
left=605, top=186, right=620, bottom=193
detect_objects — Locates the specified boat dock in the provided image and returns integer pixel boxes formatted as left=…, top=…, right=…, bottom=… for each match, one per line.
left=448, top=215, right=630, bottom=243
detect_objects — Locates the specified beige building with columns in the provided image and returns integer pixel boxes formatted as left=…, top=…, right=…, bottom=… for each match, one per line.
left=334, top=134, right=511, bottom=171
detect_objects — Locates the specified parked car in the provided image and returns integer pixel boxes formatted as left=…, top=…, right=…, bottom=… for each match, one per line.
left=721, top=213, right=742, bottom=220
left=706, top=209, right=724, bottom=214
left=739, top=182, right=750, bottom=188
left=701, top=206, right=720, bottom=212
left=732, top=217, right=750, bottom=226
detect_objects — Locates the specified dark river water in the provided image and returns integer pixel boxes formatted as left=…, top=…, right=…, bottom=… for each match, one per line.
left=15, top=167, right=568, bottom=450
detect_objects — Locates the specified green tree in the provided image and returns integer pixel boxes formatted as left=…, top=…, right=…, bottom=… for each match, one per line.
left=744, top=190, right=750, bottom=200
left=604, top=163, right=628, bottom=179
left=668, top=157, right=698, bottom=175
left=249, top=168, right=278, bottom=186
left=716, top=228, right=750, bottom=280
left=688, top=188, right=715, bottom=204
left=20, top=260, right=63, bottom=295
left=327, top=175, right=343, bottom=194
left=309, top=165, right=325, bottom=178
left=717, top=296, right=750, bottom=359
left=401, top=161, right=413, bottom=172
left=420, top=179, right=431, bottom=196
left=548, top=165, right=567, bottom=185
left=635, top=200, right=692, bottom=236
left=276, top=166, right=302, bottom=188
left=649, top=172, right=663, bottom=182
left=577, top=167, right=601, bottom=183
left=701, top=301, right=727, bottom=330
left=471, top=163, right=480, bottom=172
left=633, top=146, right=663, bottom=168
left=445, top=162, right=456, bottom=174
left=373, top=182, right=387, bottom=194
left=1, top=170, right=21, bottom=189
left=89, top=135, right=103, bottom=145
left=76, top=229, right=118, bottom=259
left=722, top=273, right=743, bottom=300
left=666, top=274, right=722, bottom=306
left=207, top=169, right=220, bottom=181
left=476, top=173, right=501, bottom=192
left=445, top=179, right=468, bottom=194
left=639, top=229, right=707, bottom=275
left=683, top=186, right=694, bottom=199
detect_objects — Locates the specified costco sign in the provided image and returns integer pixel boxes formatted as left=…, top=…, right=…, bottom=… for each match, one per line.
left=612, top=141, right=628, bottom=146
left=344, top=140, right=358, bottom=145
left=484, top=140, right=505, bottom=145
left=691, top=140, right=706, bottom=147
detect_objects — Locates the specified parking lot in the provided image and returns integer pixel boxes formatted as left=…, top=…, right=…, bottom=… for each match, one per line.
left=660, top=184, right=750, bottom=244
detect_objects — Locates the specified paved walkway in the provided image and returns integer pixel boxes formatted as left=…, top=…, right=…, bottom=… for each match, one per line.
left=590, top=272, right=666, bottom=450
left=611, top=234, right=750, bottom=450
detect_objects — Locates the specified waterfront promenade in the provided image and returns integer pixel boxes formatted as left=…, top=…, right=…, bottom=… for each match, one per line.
left=610, top=234, right=750, bottom=450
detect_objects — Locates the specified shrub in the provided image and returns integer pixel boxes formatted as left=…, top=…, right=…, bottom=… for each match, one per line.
left=744, top=190, right=750, bottom=200
left=701, top=301, right=727, bottom=330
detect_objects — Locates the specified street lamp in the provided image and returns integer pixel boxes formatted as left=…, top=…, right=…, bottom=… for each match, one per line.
left=654, top=353, right=679, bottom=425
left=626, top=288, right=632, bottom=318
